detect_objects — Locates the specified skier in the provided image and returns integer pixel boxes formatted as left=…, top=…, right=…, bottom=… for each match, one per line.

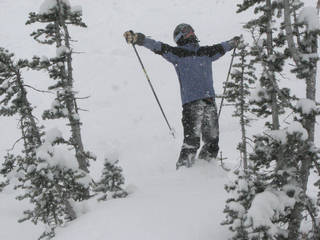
left=124, top=24, right=239, bottom=168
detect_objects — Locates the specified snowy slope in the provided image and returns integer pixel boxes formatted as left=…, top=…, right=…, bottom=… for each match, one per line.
left=55, top=162, right=232, bottom=240
left=0, top=0, right=319, bottom=239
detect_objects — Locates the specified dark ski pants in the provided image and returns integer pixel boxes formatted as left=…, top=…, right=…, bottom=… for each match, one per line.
left=177, top=98, right=219, bottom=168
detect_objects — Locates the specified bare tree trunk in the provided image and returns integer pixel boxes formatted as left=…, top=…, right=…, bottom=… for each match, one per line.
left=54, top=0, right=89, bottom=173
left=239, top=53, right=248, bottom=169
left=267, top=0, right=280, bottom=130
left=62, top=18, right=89, bottom=173
left=283, top=0, right=301, bottom=64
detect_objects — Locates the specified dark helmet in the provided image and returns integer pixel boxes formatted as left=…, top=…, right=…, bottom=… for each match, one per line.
left=173, top=23, right=198, bottom=45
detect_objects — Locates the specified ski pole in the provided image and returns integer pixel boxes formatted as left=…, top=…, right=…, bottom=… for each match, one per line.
left=218, top=47, right=237, bottom=119
left=132, top=44, right=175, bottom=138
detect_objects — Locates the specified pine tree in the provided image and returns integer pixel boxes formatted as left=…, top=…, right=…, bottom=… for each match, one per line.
left=26, top=0, right=95, bottom=173
left=223, top=120, right=319, bottom=239
left=224, top=39, right=256, bottom=168
left=222, top=169, right=261, bottom=239
left=283, top=1, right=320, bottom=238
left=223, top=1, right=320, bottom=239
left=238, top=0, right=291, bottom=131
left=94, top=158, right=128, bottom=201
left=0, top=47, right=43, bottom=181
left=0, top=47, right=90, bottom=239
left=16, top=128, right=91, bottom=239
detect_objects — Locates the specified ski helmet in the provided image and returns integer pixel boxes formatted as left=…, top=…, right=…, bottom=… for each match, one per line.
left=173, top=23, right=197, bottom=45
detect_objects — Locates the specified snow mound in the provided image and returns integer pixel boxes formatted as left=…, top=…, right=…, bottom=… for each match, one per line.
left=298, top=7, right=320, bottom=31
left=53, top=161, right=232, bottom=240
left=248, top=189, right=295, bottom=237
left=296, top=98, right=317, bottom=115
left=266, top=121, right=308, bottom=144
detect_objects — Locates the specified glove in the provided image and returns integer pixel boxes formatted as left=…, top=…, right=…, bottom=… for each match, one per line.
left=228, top=36, right=241, bottom=48
left=123, top=30, right=145, bottom=45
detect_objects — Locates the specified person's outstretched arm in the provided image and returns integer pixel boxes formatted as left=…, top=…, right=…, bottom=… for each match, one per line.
left=124, top=30, right=179, bottom=64
left=198, top=36, right=240, bottom=61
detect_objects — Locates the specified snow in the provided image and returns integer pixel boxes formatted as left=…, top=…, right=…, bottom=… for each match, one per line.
left=56, top=45, right=70, bottom=57
left=71, top=5, right=82, bottom=14
left=76, top=172, right=92, bottom=188
left=267, top=129, right=288, bottom=144
left=286, top=121, right=308, bottom=140
left=0, top=0, right=318, bottom=240
left=296, top=98, right=317, bottom=114
left=55, top=162, right=232, bottom=240
left=1, top=79, right=10, bottom=89
left=266, top=121, right=308, bottom=144
left=44, top=127, right=63, bottom=144
left=40, top=55, right=49, bottom=62
left=249, top=83, right=269, bottom=103
left=301, top=53, right=319, bottom=61
left=51, top=99, right=60, bottom=109
left=227, top=201, right=246, bottom=217
left=36, top=128, right=79, bottom=170
left=72, top=113, right=80, bottom=121
left=62, top=108, right=68, bottom=116
left=248, top=189, right=295, bottom=237
left=39, top=0, right=71, bottom=14
left=237, top=178, right=249, bottom=192
left=293, top=0, right=303, bottom=6
left=105, top=150, right=120, bottom=165
left=298, top=7, right=320, bottom=31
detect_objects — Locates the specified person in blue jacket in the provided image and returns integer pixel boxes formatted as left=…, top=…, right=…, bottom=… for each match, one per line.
left=124, top=24, right=239, bottom=169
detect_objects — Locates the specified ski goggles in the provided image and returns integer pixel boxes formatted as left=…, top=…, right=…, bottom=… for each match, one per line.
left=175, top=25, right=195, bottom=42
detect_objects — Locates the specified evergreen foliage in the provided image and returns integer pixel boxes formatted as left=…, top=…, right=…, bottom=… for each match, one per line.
left=223, top=120, right=320, bottom=239
left=238, top=0, right=292, bottom=130
left=224, top=39, right=256, bottom=168
left=0, top=153, right=19, bottom=191
left=0, top=47, right=43, bottom=180
left=26, top=0, right=94, bottom=173
left=1, top=2, right=129, bottom=238
left=94, top=158, right=128, bottom=201
left=223, top=1, right=320, bottom=239
left=0, top=40, right=90, bottom=239
left=17, top=154, right=90, bottom=239
left=282, top=1, right=320, bottom=238
left=222, top=169, right=260, bottom=239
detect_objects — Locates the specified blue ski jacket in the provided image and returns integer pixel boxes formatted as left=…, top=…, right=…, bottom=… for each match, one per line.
left=141, top=37, right=233, bottom=105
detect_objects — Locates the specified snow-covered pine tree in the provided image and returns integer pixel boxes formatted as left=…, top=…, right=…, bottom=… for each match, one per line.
left=0, top=153, right=21, bottom=191
left=94, top=158, right=128, bottom=201
left=18, top=128, right=90, bottom=240
left=0, top=47, right=43, bottom=180
left=224, top=120, right=319, bottom=239
left=26, top=0, right=95, bottom=173
left=0, top=47, right=90, bottom=239
left=224, top=39, right=256, bottom=168
left=238, top=0, right=290, bottom=131
left=282, top=1, right=320, bottom=238
left=223, top=1, right=320, bottom=239
left=222, top=169, right=261, bottom=239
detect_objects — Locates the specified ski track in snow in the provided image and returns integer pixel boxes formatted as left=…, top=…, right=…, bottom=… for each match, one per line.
left=0, top=0, right=319, bottom=239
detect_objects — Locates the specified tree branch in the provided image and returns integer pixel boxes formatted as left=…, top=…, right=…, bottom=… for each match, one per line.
left=250, top=29, right=294, bottom=109
left=24, top=84, right=54, bottom=94
left=78, top=108, right=89, bottom=112
left=7, top=137, right=24, bottom=151
left=75, top=95, right=90, bottom=100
